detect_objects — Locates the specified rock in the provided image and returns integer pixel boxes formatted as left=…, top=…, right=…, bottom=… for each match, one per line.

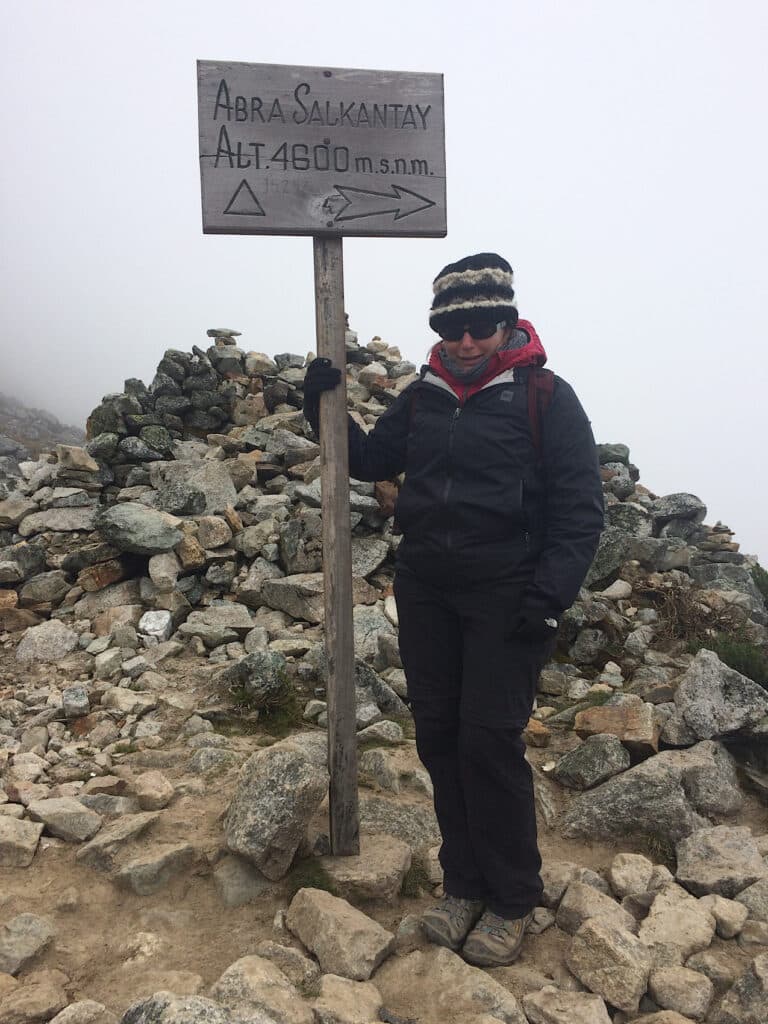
left=318, top=834, right=412, bottom=902
left=651, top=493, right=707, bottom=529
left=102, top=689, right=157, bottom=716
left=286, top=888, right=393, bottom=981
left=648, top=966, right=714, bottom=1020
left=118, top=993, right=240, bottom=1024
left=115, top=842, right=194, bottom=895
left=353, top=604, right=396, bottom=660
left=149, top=461, right=238, bottom=514
left=556, top=881, right=638, bottom=936
left=49, top=1001, right=118, bottom=1024
left=213, top=855, right=272, bottom=908
left=312, top=974, right=383, bottom=1024
left=373, top=946, right=527, bottom=1023
left=608, top=853, right=655, bottom=898
left=62, top=685, right=90, bottom=719
left=522, top=986, right=612, bottom=1023
left=27, top=798, right=102, bottom=842
left=698, top=894, right=749, bottom=938
left=710, top=952, right=768, bottom=1023
left=17, top=507, right=97, bottom=537
left=552, top=734, right=630, bottom=790
left=224, top=745, right=328, bottom=880
left=736, top=877, right=768, bottom=923
left=260, top=573, right=325, bottom=624
left=738, top=920, right=768, bottom=951
left=638, top=884, right=716, bottom=966
left=685, top=950, right=741, bottom=994
left=663, top=649, right=768, bottom=741
left=560, top=741, right=742, bottom=844
left=540, top=861, right=578, bottom=909
left=132, top=771, right=174, bottom=811
left=359, top=794, right=440, bottom=853
left=19, top=570, right=70, bottom=606
left=98, top=503, right=183, bottom=555
left=15, top=620, right=78, bottom=664
left=574, top=701, right=661, bottom=756
left=75, top=812, right=160, bottom=871
left=676, top=826, right=768, bottom=897
left=148, top=552, right=181, bottom=592
left=215, top=651, right=289, bottom=709
left=0, top=968, right=69, bottom=1023
left=209, top=955, right=314, bottom=1024
left=0, top=914, right=56, bottom=975
left=0, top=817, right=43, bottom=867
left=566, top=918, right=651, bottom=1013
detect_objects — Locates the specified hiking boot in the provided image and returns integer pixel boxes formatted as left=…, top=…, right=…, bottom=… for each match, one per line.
left=461, top=909, right=533, bottom=967
left=422, top=895, right=485, bottom=951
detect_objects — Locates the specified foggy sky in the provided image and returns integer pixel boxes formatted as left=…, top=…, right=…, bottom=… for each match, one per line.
left=1, top=0, right=766, bottom=562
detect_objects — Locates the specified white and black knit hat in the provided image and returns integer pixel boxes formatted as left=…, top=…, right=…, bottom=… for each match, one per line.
left=429, top=252, right=518, bottom=334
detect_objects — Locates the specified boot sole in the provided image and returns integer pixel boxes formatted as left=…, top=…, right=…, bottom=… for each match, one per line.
left=461, top=944, right=524, bottom=967
left=421, top=917, right=463, bottom=951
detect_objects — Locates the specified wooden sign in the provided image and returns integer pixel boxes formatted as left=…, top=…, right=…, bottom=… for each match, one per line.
left=197, top=60, right=446, bottom=237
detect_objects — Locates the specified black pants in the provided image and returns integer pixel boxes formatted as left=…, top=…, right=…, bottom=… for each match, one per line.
left=394, top=571, right=550, bottom=918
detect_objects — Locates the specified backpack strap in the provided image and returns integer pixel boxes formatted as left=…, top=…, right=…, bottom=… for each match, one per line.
left=527, top=367, right=555, bottom=459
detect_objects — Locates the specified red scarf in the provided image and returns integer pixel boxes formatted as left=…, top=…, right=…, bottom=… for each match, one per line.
left=427, top=319, right=548, bottom=401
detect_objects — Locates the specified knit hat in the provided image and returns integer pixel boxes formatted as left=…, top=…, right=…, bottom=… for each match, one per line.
left=429, top=253, right=518, bottom=335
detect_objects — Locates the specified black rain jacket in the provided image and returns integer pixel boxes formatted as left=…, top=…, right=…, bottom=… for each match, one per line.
left=307, top=359, right=604, bottom=617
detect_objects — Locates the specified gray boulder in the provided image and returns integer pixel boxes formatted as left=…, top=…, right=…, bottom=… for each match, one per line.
left=662, top=649, right=768, bottom=741
left=676, top=826, right=768, bottom=898
left=215, top=651, right=290, bottom=709
left=98, top=503, right=183, bottom=555
left=149, top=461, right=237, bottom=514
left=560, top=741, right=743, bottom=843
left=16, top=619, right=79, bottom=664
left=120, top=994, right=245, bottom=1024
left=711, top=952, right=768, bottom=1024
left=224, top=744, right=328, bottom=880
left=552, top=734, right=630, bottom=790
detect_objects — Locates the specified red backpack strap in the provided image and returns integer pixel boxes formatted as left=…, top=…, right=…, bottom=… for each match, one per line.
left=527, top=368, right=555, bottom=459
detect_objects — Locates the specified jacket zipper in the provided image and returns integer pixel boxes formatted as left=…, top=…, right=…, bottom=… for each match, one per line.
left=442, top=403, right=462, bottom=549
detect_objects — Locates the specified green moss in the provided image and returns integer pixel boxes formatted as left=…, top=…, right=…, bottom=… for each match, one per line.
left=285, top=858, right=338, bottom=901
left=688, top=632, right=768, bottom=689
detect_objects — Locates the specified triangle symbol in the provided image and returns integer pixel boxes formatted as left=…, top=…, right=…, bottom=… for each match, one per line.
left=223, top=180, right=265, bottom=216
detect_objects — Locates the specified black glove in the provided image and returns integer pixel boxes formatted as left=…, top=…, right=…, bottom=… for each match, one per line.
left=303, top=357, right=342, bottom=397
left=507, top=609, right=559, bottom=643
left=302, top=358, right=342, bottom=432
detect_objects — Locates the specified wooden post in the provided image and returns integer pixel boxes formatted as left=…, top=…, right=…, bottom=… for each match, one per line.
left=313, top=235, right=360, bottom=856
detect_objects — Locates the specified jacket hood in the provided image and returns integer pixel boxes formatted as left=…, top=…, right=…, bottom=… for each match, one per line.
left=426, top=319, right=547, bottom=398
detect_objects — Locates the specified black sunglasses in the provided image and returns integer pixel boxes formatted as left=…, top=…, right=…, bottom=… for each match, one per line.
left=438, top=320, right=506, bottom=342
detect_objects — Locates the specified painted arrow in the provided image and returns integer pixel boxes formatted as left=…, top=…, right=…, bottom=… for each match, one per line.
left=330, top=184, right=436, bottom=222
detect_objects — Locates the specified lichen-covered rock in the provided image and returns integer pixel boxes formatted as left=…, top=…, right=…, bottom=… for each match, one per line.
left=676, top=826, right=768, bottom=898
left=224, top=745, right=328, bottom=880
left=98, top=503, right=183, bottom=555
left=15, top=619, right=79, bottom=664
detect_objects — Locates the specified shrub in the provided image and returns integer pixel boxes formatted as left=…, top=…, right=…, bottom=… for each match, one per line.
left=752, top=563, right=768, bottom=604
left=688, top=632, right=768, bottom=689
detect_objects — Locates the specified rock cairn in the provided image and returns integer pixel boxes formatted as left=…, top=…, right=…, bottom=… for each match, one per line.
left=0, top=327, right=767, bottom=1023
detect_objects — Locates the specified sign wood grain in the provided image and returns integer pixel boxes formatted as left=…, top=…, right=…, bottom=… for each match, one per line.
left=198, top=60, right=446, bottom=237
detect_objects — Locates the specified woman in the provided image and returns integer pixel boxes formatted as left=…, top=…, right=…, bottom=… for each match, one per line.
left=303, top=253, right=604, bottom=966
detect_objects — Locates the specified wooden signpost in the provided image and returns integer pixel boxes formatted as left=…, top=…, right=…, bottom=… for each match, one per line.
left=198, top=60, right=446, bottom=854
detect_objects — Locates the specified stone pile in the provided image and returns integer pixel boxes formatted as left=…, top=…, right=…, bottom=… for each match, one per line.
left=0, top=327, right=767, bottom=1022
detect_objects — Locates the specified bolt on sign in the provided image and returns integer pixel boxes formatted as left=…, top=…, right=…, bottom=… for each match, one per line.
left=197, top=61, right=446, bottom=237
